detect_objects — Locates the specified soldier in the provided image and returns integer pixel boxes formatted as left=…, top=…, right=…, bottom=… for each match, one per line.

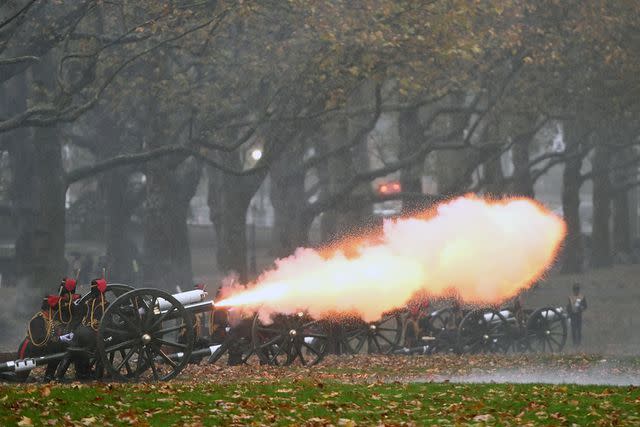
left=16, top=296, right=71, bottom=382
left=567, top=282, right=587, bottom=347
left=56, top=278, right=109, bottom=381
left=403, top=296, right=430, bottom=348
left=56, top=277, right=81, bottom=326
left=178, top=283, right=210, bottom=363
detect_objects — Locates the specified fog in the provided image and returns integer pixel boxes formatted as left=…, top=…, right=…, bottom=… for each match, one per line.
left=1, top=1, right=639, bottom=365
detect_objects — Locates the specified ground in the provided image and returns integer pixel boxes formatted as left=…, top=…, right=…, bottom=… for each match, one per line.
left=1, top=354, right=639, bottom=426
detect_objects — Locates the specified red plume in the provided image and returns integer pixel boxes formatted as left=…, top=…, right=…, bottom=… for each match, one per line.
left=47, top=295, right=61, bottom=308
left=95, top=278, right=107, bottom=293
left=64, top=278, right=77, bottom=292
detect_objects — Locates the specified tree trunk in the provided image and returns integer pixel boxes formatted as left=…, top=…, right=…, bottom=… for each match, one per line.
left=433, top=94, right=478, bottom=196
left=483, top=150, right=505, bottom=196
left=511, top=137, right=534, bottom=198
left=103, top=169, right=140, bottom=284
left=398, top=108, right=425, bottom=214
left=561, top=121, right=584, bottom=273
left=611, top=148, right=632, bottom=257
left=591, top=143, right=612, bottom=268
left=324, top=116, right=372, bottom=237
left=316, top=141, right=337, bottom=244
left=10, top=127, right=66, bottom=289
left=143, top=158, right=200, bottom=290
left=270, top=146, right=309, bottom=256
left=613, top=188, right=631, bottom=256
left=207, top=164, right=265, bottom=283
left=7, top=64, right=66, bottom=290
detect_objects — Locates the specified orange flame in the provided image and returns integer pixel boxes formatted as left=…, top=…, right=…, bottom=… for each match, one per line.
left=216, top=196, right=566, bottom=321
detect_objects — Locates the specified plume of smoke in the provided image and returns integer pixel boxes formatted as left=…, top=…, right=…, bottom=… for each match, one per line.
left=217, top=196, right=566, bottom=321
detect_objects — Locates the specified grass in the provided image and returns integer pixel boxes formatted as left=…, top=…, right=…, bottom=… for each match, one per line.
left=1, top=380, right=638, bottom=426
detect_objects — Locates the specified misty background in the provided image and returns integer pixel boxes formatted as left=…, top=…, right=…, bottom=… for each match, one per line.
left=0, top=1, right=639, bottom=352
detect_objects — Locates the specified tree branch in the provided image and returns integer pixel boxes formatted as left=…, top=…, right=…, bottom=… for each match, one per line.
left=0, top=55, right=38, bottom=66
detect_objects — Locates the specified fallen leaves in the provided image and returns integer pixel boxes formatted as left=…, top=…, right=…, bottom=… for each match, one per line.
left=39, top=386, right=51, bottom=397
left=0, top=354, right=638, bottom=426
left=17, top=416, right=32, bottom=426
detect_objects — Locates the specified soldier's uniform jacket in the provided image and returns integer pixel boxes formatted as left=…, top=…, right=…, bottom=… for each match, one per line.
left=567, top=294, right=587, bottom=316
left=79, top=292, right=109, bottom=331
left=56, top=278, right=82, bottom=332
left=18, top=297, right=65, bottom=358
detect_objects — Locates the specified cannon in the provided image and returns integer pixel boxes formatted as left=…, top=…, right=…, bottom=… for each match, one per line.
left=391, top=300, right=568, bottom=355
left=2, top=282, right=572, bottom=381
left=500, top=306, right=568, bottom=353
left=1, top=285, right=224, bottom=382
left=247, top=309, right=405, bottom=366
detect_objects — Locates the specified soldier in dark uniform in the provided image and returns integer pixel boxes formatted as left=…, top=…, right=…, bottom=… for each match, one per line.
left=178, top=283, right=211, bottom=363
left=567, top=282, right=587, bottom=347
left=56, top=277, right=81, bottom=326
left=403, top=296, right=430, bottom=348
left=16, top=296, right=68, bottom=382
left=56, top=278, right=109, bottom=381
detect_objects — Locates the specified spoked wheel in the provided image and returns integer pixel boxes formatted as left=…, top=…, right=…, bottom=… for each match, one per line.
left=324, top=315, right=368, bottom=355
left=526, top=307, right=567, bottom=353
left=341, top=313, right=402, bottom=354
left=428, top=307, right=460, bottom=353
left=252, top=312, right=329, bottom=366
left=97, top=288, right=194, bottom=382
left=457, top=308, right=510, bottom=354
left=208, top=317, right=259, bottom=366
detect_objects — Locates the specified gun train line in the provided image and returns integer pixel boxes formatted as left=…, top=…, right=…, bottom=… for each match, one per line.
left=0, top=281, right=568, bottom=382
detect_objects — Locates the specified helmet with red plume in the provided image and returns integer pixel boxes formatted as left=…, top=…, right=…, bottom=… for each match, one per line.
left=58, top=277, right=77, bottom=296
left=91, top=278, right=108, bottom=294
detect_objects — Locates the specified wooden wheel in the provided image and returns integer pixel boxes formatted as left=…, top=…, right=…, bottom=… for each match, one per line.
left=207, top=316, right=258, bottom=366
left=251, top=312, right=329, bottom=366
left=526, top=307, right=567, bottom=353
left=340, top=313, right=402, bottom=354
left=97, top=288, right=194, bottom=381
left=427, top=307, right=460, bottom=353
left=457, top=308, right=510, bottom=354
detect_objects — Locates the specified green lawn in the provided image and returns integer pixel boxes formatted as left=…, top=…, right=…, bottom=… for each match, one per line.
left=1, top=380, right=638, bottom=426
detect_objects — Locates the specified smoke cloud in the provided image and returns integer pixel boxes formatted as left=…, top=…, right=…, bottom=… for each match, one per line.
left=217, top=196, right=566, bottom=321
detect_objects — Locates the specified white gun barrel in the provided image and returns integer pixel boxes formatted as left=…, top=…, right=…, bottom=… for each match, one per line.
left=158, top=289, right=208, bottom=311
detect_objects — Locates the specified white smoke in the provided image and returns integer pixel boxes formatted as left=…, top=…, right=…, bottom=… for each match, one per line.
left=218, top=196, right=566, bottom=321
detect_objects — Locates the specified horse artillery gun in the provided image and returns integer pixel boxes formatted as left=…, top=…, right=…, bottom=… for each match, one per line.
left=1, top=282, right=571, bottom=382
left=1, top=285, right=222, bottom=382
left=394, top=301, right=569, bottom=355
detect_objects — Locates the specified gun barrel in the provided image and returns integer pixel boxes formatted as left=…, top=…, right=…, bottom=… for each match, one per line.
left=0, top=351, right=67, bottom=373
left=159, top=301, right=215, bottom=321
left=158, top=289, right=208, bottom=311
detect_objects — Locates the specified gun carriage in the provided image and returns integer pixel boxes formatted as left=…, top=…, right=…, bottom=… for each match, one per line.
left=394, top=302, right=568, bottom=355
left=1, top=285, right=222, bottom=382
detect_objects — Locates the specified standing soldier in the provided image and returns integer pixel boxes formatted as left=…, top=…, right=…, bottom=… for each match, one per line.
left=567, top=282, right=587, bottom=347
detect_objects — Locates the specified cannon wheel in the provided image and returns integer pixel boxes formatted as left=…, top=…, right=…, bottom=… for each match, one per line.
left=457, top=308, right=510, bottom=354
left=526, top=307, right=567, bottom=353
left=340, top=313, right=402, bottom=354
left=428, top=307, right=460, bottom=353
left=207, top=337, right=257, bottom=366
left=207, top=316, right=258, bottom=366
left=97, top=288, right=195, bottom=381
left=251, top=312, right=329, bottom=366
